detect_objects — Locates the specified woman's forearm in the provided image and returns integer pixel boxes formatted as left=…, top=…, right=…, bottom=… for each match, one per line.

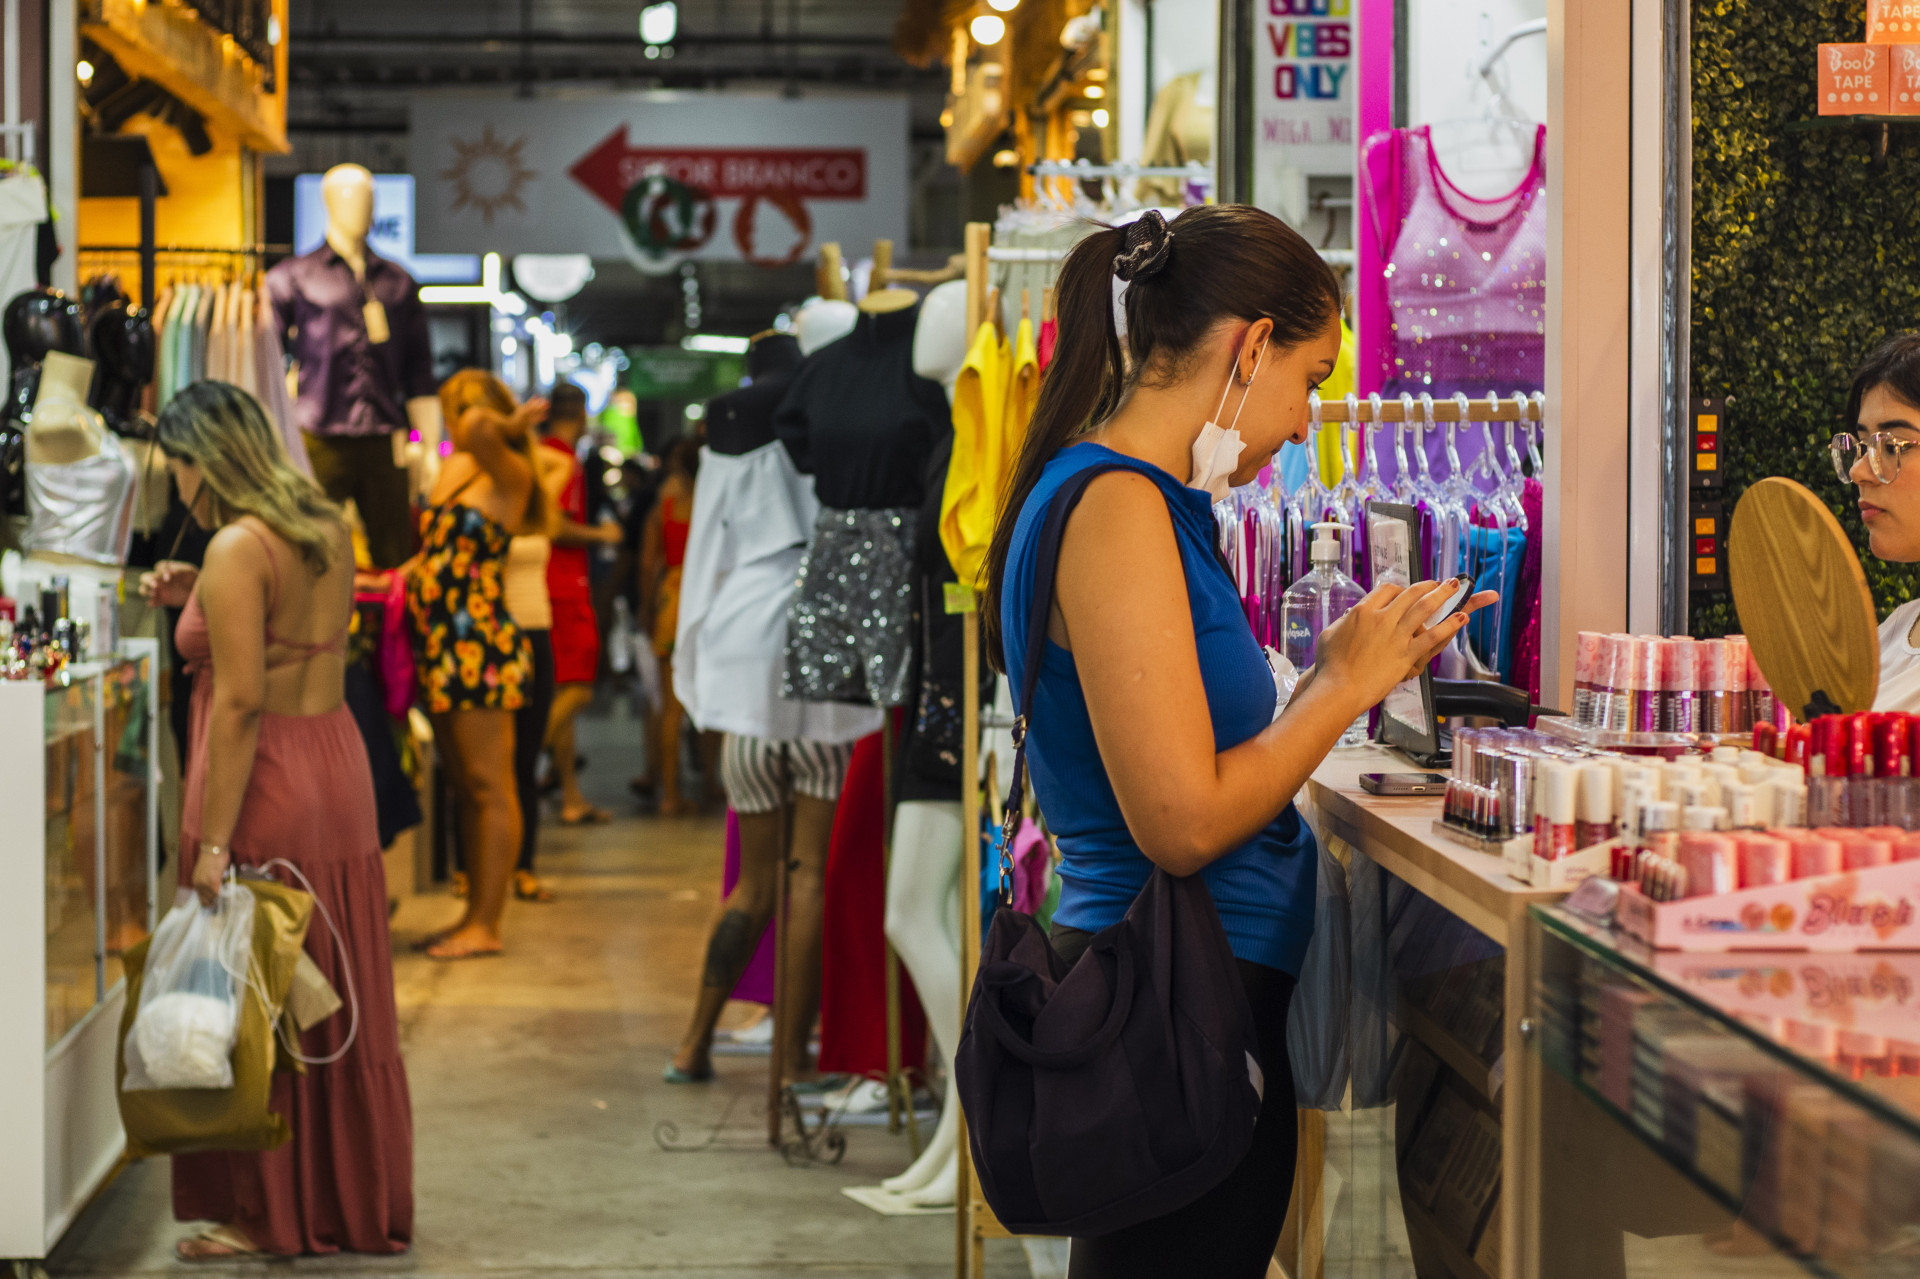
left=1115, top=676, right=1362, bottom=876
left=196, top=695, right=263, bottom=848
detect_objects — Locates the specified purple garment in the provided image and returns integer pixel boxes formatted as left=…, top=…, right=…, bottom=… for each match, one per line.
left=1377, top=125, right=1546, bottom=400
left=253, top=289, right=311, bottom=476
left=721, top=809, right=775, bottom=1005
left=265, top=244, right=435, bottom=438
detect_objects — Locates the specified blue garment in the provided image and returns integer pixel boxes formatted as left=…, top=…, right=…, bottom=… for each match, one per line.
left=1002, top=443, right=1317, bottom=974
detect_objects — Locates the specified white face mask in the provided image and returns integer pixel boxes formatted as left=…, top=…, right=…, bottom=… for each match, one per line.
left=1187, top=338, right=1266, bottom=503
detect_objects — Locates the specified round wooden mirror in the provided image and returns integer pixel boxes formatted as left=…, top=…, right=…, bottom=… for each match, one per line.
left=1728, top=477, right=1879, bottom=718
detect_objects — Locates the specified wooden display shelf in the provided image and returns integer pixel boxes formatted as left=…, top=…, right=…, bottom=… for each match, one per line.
left=1400, top=996, right=1502, bottom=1111
left=1301, top=746, right=1569, bottom=1279
left=1402, top=1198, right=1497, bottom=1279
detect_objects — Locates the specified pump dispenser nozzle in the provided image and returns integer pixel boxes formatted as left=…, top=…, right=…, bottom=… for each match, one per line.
left=1309, top=521, right=1351, bottom=566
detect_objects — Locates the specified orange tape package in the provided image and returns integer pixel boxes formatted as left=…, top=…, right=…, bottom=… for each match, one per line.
left=1819, top=43, right=1889, bottom=115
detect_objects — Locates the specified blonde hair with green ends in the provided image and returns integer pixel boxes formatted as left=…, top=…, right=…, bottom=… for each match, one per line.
left=438, top=367, right=551, bottom=536
left=156, top=381, right=345, bottom=574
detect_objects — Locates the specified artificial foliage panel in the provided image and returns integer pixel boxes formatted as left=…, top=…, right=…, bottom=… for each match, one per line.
left=1690, top=0, right=1920, bottom=636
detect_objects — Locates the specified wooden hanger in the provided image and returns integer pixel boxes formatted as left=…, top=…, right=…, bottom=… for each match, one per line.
left=858, top=238, right=919, bottom=314
left=1043, top=286, right=1055, bottom=323
left=985, top=285, right=1004, bottom=338
left=1021, top=287, right=1030, bottom=322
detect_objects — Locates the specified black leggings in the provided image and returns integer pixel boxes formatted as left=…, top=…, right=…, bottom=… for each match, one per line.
left=514, top=629, right=557, bottom=873
left=1049, top=924, right=1298, bottom=1279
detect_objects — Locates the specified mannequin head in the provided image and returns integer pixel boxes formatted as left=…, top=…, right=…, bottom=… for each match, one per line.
left=321, top=164, right=375, bottom=247
left=913, top=280, right=970, bottom=396
left=795, top=299, right=858, bottom=356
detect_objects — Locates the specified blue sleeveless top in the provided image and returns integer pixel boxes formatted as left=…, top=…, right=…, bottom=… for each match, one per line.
left=1002, top=443, right=1317, bottom=974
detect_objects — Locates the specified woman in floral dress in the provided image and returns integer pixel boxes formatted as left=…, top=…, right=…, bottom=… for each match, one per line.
left=407, top=370, right=551, bottom=959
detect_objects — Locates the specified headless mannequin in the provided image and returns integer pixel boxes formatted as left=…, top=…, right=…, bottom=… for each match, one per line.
left=669, top=303, right=861, bottom=1085
left=880, top=279, right=969, bottom=1205
left=318, top=165, right=443, bottom=450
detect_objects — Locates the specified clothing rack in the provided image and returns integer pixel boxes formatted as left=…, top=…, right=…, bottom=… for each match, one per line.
left=1309, top=391, right=1546, bottom=422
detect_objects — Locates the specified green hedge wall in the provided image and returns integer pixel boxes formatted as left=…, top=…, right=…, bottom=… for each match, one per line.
left=1690, top=0, right=1920, bottom=635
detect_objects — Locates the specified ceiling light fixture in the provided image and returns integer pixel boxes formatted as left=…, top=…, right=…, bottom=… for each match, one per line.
left=76, top=59, right=93, bottom=86
left=1091, top=108, right=1110, bottom=128
left=969, top=14, right=1006, bottom=44
left=988, top=0, right=1020, bottom=11
left=640, top=1, right=678, bottom=45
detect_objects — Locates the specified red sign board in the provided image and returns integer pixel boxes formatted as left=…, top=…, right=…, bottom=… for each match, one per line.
left=569, top=125, right=867, bottom=212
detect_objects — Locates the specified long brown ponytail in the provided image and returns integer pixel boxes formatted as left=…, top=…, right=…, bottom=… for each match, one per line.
left=981, top=204, right=1343, bottom=670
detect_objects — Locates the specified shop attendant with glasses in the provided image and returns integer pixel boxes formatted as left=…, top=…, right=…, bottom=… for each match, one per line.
left=1836, top=334, right=1920, bottom=710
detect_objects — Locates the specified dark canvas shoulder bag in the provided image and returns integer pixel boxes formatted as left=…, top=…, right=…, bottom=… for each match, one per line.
left=954, top=460, right=1265, bottom=1239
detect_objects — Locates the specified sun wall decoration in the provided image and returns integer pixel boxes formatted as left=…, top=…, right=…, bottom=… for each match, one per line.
left=440, top=125, right=537, bottom=224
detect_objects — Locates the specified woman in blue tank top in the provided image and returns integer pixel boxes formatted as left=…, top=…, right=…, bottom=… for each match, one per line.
left=984, top=207, right=1490, bottom=1278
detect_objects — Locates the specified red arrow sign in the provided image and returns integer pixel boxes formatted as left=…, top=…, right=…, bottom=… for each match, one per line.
left=567, top=126, right=867, bottom=213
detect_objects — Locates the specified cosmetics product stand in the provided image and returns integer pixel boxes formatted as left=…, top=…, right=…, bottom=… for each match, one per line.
left=1527, top=904, right=1920, bottom=1276
left=0, top=645, right=160, bottom=1263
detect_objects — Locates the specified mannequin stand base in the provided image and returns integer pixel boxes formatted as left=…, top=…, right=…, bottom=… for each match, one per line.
left=652, top=1093, right=770, bottom=1153
left=778, top=1085, right=848, bottom=1166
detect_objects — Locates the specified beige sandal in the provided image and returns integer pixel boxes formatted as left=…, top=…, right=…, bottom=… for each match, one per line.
left=176, top=1224, right=264, bottom=1262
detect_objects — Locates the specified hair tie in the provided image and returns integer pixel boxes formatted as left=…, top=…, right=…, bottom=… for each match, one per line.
left=1113, top=210, right=1174, bottom=283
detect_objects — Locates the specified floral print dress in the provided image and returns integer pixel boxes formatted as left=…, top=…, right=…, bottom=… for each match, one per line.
left=408, top=494, right=531, bottom=713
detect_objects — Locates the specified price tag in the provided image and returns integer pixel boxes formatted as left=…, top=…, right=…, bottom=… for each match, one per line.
left=363, top=297, right=391, bottom=344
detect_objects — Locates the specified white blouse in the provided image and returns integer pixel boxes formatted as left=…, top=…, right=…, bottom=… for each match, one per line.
left=1876, top=598, right=1920, bottom=713
left=673, top=442, right=881, bottom=744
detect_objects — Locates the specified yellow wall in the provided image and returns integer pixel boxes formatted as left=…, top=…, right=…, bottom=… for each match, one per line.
left=77, top=115, right=251, bottom=298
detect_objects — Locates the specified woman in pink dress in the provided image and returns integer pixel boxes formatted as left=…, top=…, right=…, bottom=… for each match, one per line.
left=139, top=380, right=412, bottom=1259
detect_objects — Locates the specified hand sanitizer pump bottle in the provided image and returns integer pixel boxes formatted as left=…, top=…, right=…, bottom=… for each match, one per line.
left=1282, top=522, right=1368, bottom=746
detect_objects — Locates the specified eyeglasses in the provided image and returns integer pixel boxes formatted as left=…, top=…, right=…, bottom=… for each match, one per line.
left=1832, top=431, right=1920, bottom=484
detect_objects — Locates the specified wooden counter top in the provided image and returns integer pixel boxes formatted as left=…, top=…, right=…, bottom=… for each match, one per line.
left=1305, top=744, right=1566, bottom=947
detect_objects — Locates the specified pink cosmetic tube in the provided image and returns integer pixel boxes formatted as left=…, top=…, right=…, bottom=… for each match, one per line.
left=1788, top=833, right=1844, bottom=879
left=1605, top=634, right=1636, bottom=732
left=1736, top=835, right=1792, bottom=888
left=1725, top=635, right=1752, bottom=733
left=1698, top=639, right=1730, bottom=734
left=1678, top=832, right=1739, bottom=897
left=1630, top=638, right=1663, bottom=734
left=1575, top=631, right=1603, bottom=726
left=1663, top=637, right=1697, bottom=732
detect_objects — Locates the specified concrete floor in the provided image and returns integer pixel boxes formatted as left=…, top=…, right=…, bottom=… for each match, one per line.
left=44, top=703, right=1030, bottom=1278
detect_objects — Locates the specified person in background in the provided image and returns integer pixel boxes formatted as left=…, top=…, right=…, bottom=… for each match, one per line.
left=1839, top=335, right=1920, bottom=711
left=139, top=381, right=412, bottom=1258
left=639, top=435, right=700, bottom=815
left=408, top=370, right=549, bottom=960
left=496, top=439, right=576, bottom=903
left=541, top=382, right=623, bottom=824
left=620, top=452, right=664, bottom=800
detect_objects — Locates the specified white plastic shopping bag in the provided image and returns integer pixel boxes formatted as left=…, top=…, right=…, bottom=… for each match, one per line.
left=122, top=885, right=256, bottom=1091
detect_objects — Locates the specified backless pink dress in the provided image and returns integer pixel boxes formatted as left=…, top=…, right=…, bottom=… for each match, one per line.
left=171, top=522, right=413, bottom=1256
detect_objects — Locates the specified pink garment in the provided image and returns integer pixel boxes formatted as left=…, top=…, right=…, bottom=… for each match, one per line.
left=1364, top=124, right=1546, bottom=401
left=1514, top=477, right=1544, bottom=712
left=721, top=808, right=776, bottom=1005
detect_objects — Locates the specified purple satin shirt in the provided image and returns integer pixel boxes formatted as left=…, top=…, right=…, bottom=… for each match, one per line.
left=265, top=245, right=435, bottom=438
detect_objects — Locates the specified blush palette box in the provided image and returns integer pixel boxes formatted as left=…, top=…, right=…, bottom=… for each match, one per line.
left=1650, top=949, right=1920, bottom=1038
left=1819, top=44, right=1891, bottom=115
left=1869, top=0, right=1920, bottom=44
left=1616, top=858, right=1920, bottom=951
left=1893, top=44, right=1920, bottom=112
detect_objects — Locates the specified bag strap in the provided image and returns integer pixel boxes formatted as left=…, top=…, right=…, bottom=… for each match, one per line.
left=999, top=459, right=1133, bottom=901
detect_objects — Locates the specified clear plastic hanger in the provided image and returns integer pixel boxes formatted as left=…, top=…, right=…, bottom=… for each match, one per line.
left=1527, top=392, right=1546, bottom=474
left=1392, top=392, right=1418, bottom=504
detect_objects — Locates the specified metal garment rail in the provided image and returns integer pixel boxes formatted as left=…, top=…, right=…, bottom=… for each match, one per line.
left=1308, top=390, right=1546, bottom=423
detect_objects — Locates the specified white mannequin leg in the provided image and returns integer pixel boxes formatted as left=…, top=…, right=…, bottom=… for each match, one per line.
left=880, top=800, right=964, bottom=1200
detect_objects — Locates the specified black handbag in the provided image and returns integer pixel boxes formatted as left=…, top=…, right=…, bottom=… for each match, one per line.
left=954, top=462, right=1265, bottom=1238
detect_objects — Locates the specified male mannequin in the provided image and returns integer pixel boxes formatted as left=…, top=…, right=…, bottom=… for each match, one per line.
left=267, top=164, right=439, bottom=568
left=879, top=278, right=971, bottom=1206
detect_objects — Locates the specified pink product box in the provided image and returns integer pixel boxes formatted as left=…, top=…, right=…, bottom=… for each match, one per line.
left=1617, top=859, right=1920, bottom=951
left=1650, top=950, right=1920, bottom=1039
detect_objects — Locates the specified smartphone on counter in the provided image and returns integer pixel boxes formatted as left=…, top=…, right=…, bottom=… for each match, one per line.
left=1359, top=771, right=1450, bottom=796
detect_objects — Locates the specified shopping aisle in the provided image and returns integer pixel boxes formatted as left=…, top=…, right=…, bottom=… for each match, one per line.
left=44, top=701, right=1031, bottom=1278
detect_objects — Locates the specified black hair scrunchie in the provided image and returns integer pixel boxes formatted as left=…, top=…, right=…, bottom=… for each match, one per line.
left=1113, top=210, right=1174, bottom=283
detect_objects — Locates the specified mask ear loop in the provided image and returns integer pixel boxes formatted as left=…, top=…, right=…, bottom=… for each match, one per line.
left=1225, top=335, right=1269, bottom=434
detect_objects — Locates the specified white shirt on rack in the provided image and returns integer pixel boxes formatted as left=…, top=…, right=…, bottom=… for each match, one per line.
left=1877, top=598, right=1920, bottom=713
left=673, top=441, right=882, bottom=744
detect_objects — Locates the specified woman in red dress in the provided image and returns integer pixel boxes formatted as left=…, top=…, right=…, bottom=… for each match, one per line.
left=140, top=381, right=412, bottom=1259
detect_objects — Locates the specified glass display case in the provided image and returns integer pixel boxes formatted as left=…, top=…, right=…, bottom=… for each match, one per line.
left=2, top=645, right=160, bottom=1261
left=1528, top=904, right=1920, bottom=1279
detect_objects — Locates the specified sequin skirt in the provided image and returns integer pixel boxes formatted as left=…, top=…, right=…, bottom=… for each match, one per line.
left=783, top=506, right=916, bottom=708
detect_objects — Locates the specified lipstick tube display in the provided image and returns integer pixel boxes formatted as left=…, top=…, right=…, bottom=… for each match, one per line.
left=1630, top=638, right=1662, bottom=735
left=1698, top=639, right=1731, bottom=734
